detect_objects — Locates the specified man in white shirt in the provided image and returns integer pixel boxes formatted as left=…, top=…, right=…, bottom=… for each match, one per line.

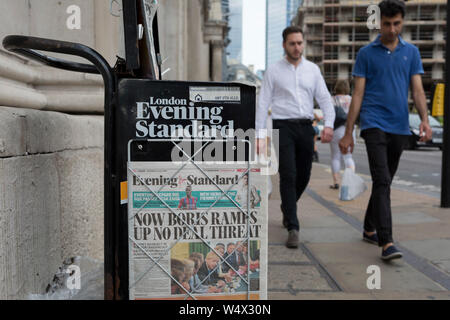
left=256, top=26, right=335, bottom=248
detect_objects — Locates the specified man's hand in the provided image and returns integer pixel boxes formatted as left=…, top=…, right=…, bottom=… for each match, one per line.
left=419, top=121, right=432, bottom=142
left=320, top=127, right=333, bottom=143
left=224, top=273, right=232, bottom=283
left=339, top=133, right=354, bottom=154
left=411, top=75, right=432, bottom=142
left=256, top=138, right=267, bottom=156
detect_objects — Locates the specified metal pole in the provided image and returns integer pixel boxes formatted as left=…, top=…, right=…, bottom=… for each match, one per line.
left=441, top=1, right=450, bottom=207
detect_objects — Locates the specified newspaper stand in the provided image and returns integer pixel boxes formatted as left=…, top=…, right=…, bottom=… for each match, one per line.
left=2, top=4, right=265, bottom=300
left=120, top=79, right=264, bottom=300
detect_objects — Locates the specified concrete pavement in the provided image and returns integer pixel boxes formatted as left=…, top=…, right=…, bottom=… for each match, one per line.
left=267, top=163, right=450, bottom=300
left=31, top=163, right=450, bottom=300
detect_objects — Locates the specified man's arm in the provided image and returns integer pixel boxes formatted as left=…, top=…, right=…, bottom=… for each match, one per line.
left=411, top=74, right=432, bottom=141
left=339, top=76, right=366, bottom=154
left=314, top=67, right=335, bottom=143
left=256, top=69, right=273, bottom=154
left=255, top=68, right=273, bottom=135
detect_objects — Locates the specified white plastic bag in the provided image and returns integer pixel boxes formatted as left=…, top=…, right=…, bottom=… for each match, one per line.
left=339, top=168, right=367, bottom=201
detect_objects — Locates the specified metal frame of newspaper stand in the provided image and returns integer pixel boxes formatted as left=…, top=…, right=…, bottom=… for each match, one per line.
left=127, top=139, right=254, bottom=300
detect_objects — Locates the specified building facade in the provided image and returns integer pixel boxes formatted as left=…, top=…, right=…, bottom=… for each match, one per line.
left=297, top=0, right=446, bottom=103
left=0, top=0, right=229, bottom=299
left=224, top=0, right=244, bottom=63
left=266, top=0, right=303, bottom=68
left=159, top=0, right=228, bottom=82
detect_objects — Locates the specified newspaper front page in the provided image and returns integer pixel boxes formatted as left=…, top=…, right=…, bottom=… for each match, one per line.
left=128, top=162, right=267, bottom=300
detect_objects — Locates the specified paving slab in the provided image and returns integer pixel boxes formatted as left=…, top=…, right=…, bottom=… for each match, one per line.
left=268, top=292, right=374, bottom=300
left=396, top=222, right=450, bottom=242
left=299, top=216, right=349, bottom=228
left=300, top=227, right=362, bottom=244
left=268, top=245, right=311, bottom=263
left=307, top=243, right=446, bottom=293
left=370, top=291, right=450, bottom=300
left=268, top=197, right=335, bottom=220
left=267, top=199, right=283, bottom=227
left=268, top=264, right=333, bottom=293
left=268, top=224, right=288, bottom=245
left=306, top=242, right=381, bottom=265
left=268, top=196, right=338, bottom=245
left=432, top=260, right=450, bottom=276
left=401, top=239, right=450, bottom=274
left=401, top=239, right=450, bottom=261
left=393, top=211, right=440, bottom=225
left=325, top=262, right=445, bottom=293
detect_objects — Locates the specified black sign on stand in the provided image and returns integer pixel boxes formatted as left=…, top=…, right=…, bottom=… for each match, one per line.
left=115, top=80, right=256, bottom=299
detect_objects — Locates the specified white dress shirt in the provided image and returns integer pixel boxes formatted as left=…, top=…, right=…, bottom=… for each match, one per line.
left=256, top=57, right=335, bottom=137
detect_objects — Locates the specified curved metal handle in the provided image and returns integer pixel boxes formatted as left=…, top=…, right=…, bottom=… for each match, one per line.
left=2, top=35, right=113, bottom=87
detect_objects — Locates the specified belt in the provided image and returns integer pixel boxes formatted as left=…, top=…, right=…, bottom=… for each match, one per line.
left=274, top=118, right=313, bottom=125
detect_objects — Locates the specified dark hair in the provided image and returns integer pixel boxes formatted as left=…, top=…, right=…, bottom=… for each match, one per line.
left=378, top=0, right=405, bottom=18
left=282, top=26, right=303, bottom=42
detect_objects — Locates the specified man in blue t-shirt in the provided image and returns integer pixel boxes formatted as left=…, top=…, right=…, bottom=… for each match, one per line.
left=339, top=0, right=432, bottom=261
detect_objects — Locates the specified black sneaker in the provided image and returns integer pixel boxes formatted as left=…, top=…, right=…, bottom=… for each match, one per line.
left=281, top=204, right=288, bottom=228
left=381, top=245, right=403, bottom=261
left=363, top=231, right=379, bottom=245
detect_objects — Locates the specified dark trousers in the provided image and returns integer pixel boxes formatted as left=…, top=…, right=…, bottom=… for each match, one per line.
left=361, top=128, right=408, bottom=246
left=273, top=120, right=315, bottom=231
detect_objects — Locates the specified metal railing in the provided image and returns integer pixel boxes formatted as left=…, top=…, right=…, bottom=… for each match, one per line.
left=324, top=72, right=338, bottom=79
left=324, top=53, right=338, bottom=59
left=411, top=31, right=435, bottom=40
left=406, top=13, right=438, bottom=21
left=304, top=16, right=324, bottom=23
left=421, top=51, right=435, bottom=59
left=348, top=33, right=370, bottom=41
left=324, top=34, right=339, bottom=41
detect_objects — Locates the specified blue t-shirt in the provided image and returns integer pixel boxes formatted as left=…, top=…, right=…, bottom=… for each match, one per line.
left=352, top=35, right=424, bottom=135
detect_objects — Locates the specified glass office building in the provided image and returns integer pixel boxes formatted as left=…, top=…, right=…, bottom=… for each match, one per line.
left=226, top=0, right=243, bottom=62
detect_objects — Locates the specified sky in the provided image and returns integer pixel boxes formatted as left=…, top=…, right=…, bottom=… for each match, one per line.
left=242, top=0, right=266, bottom=72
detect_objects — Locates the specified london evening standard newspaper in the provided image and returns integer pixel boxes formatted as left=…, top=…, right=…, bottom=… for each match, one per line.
left=127, top=162, right=267, bottom=300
